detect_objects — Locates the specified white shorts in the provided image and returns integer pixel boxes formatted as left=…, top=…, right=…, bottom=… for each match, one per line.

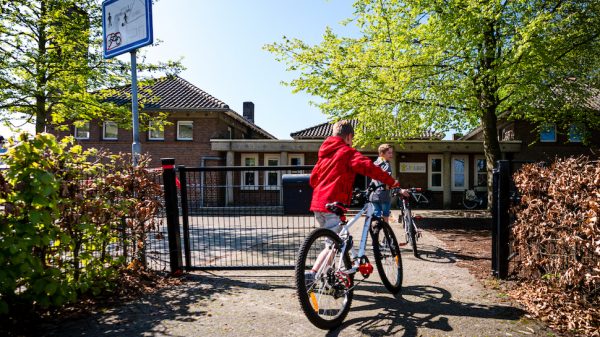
left=314, top=211, right=342, bottom=234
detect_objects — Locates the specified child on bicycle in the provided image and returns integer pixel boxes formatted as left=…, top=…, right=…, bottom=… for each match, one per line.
left=369, top=144, right=394, bottom=223
left=306, top=120, right=404, bottom=283
left=309, top=121, right=400, bottom=231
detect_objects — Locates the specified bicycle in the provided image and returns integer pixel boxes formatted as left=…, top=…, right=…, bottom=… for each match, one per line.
left=396, top=187, right=424, bottom=257
left=295, top=184, right=402, bottom=329
left=462, top=188, right=485, bottom=209
left=405, top=187, right=431, bottom=208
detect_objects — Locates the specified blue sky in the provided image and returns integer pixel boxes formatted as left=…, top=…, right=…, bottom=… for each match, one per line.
left=0, top=0, right=358, bottom=139
left=139, top=0, right=359, bottom=139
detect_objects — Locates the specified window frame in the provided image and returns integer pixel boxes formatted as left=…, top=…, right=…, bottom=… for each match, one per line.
left=540, top=123, right=557, bottom=143
left=177, top=121, right=193, bottom=141
left=263, top=154, right=280, bottom=190
left=474, top=155, right=487, bottom=188
left=74, top=121, right=90, bottom=140
left=288, top=154, right=305, bottom=173
left=148, top=120, right=164, bottom=140
left=451, top=155, right=469, bottom=191
left=427, top=154, right=443, bottom=191
left=241, top=153, right=259, bottom=191
left=102, top=121, right=118, bottom=140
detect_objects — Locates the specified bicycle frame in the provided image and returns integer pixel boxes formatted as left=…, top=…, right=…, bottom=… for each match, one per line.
left=335, top=202, right=376, bottom=274
left=397, top=190, right=421, bottom=241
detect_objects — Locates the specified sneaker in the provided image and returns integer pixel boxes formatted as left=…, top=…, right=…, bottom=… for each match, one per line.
left=305, top=271, right=316, bottom=290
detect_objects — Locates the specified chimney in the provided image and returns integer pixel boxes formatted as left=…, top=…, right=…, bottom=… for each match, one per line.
left=243, top=101, right=254, bottom=123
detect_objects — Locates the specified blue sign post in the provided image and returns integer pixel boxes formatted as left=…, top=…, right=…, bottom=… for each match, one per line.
left=102, top=0, right=153, bottom=166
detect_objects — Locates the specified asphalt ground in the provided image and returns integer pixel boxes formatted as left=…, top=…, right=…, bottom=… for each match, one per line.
left=41, top=216, right=553, bottom=337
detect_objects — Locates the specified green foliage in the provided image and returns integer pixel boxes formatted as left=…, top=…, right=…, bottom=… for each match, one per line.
left=0, top=133, right=162, bottom=314
left=0, top=0, right=183, bottom=133
left=265, top=0, right=600, bottom=146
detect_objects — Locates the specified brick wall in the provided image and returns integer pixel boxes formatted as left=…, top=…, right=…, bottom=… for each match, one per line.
left=51, top=110, right=270, bottom=168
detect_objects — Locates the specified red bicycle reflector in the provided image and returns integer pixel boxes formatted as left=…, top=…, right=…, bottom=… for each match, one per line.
left=414, top=215, right=423, bottom=220
left=359, top=262, right=374, bottom=277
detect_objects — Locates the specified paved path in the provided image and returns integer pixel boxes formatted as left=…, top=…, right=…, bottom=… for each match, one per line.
left=41, top=224, right=552, bottom=337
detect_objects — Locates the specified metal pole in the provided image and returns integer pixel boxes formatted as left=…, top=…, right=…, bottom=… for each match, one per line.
left=178, top=165, right=192, bottom=270
left=131, top=50, right=141, bottom=166
left=496, top=160, right=510, bottom=279
left=491, top=167, right=499, bottom=277
left=162, top=158, right=183, bottom=273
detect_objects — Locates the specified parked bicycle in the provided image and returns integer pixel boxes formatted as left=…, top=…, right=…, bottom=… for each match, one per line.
left=405, top=187, right=431, bottom=209
left=395, top=187, right=424, bottom=257
left=462, top=188, right=486, bottom=209
left=295, top=184, right=402, bottom=329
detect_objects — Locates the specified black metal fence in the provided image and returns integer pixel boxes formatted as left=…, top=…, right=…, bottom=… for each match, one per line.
left=491, top=160, right=534, bottom=279
left=144, top=168, right=170, bottom=271
left=161, top=159, right=318, bottom=271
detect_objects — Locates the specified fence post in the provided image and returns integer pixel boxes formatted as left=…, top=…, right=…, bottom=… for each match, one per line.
left=491, top=167, right=499, bottom=277
left=496, top=160, right=511, bottom=279
left=162, top=158, right=183, bottom=273
left=178, top=165, right=192, bottom=270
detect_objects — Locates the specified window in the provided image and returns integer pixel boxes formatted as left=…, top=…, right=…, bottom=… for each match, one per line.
left=103, top=121, right=118, bottom=140
left=289, top=154, right=305, bottom=173
left=568, top=123, right=584, bottom=143
left=540, top=123, right=556, bottom=142
left=227, top=126, right=233, bottom=139
left=177, top=121, right=193, bottom=140
left=241, top=154, right=258, bottom=190
left=428, top=155, right=443, bottom=191
left=74, top=122, right=90, bottom=139
left=264, top=154, right=280, bottom=190
left=452, top=155, right=468, bottom=191
left=474, top=156, right=487, bottom=188
left=148, top=121, right=164, bottom=140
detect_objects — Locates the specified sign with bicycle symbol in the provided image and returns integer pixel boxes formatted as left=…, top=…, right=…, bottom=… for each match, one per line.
left=102, top=0, right=153, bottom=59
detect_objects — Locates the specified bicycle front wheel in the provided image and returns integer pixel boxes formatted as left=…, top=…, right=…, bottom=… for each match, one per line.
left=371, top=221, right=403, bottom=294
left=295, top=228, right=354, bottom=330
left=406, top=213, right=419, bottom=257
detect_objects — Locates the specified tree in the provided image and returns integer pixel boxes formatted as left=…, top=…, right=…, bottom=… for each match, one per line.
left=0, top=0, right=182, bottom=134
left=266, top=0, right=600, bottom=200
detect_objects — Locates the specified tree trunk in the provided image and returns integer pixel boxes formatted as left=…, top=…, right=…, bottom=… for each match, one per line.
left=35, top=96, right=46, bottom=134
left=35, top=0, right=47, bottom=134
left=481, top=108, right=501, bottom=210
left=478, top=18, right=502, bottom=211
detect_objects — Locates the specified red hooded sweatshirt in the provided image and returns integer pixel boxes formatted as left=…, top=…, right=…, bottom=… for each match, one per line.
left=309, top=136, right=396, bottom=212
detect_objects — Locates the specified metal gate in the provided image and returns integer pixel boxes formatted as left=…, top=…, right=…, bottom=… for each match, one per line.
left=491, top=160, right=537, bottom=279
left=161, top=158, right=317, bottom=271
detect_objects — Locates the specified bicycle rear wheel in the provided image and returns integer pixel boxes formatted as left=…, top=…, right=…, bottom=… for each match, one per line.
left=295, top=228, right=354, bottom=330
left=463, top=192, right=479, bottom=209
left=371, top=221, right=403, bottom=294
left=463, top=190, right=479, bottom=209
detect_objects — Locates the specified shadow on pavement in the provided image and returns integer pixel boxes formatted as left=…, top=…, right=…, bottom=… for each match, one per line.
left=41, top=273, right=294, bottom=337
left=327, top=284, right=525, bottom=337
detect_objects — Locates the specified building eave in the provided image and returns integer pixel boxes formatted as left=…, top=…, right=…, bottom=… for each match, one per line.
left=211, top=139, right=522, bottom=153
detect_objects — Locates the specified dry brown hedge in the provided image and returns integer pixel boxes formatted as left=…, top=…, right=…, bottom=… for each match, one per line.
left=510, top=156, right=599, bottom=336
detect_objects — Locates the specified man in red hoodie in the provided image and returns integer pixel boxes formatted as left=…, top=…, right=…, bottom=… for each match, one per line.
left=309, top=120, right=401, bottom=233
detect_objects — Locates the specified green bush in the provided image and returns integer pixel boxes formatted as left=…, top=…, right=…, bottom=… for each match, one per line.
left=0, top=133, right=161, bottom=314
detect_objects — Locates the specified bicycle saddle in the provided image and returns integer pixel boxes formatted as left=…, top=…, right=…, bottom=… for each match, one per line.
left=326, top=202, right=348, bottom=216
